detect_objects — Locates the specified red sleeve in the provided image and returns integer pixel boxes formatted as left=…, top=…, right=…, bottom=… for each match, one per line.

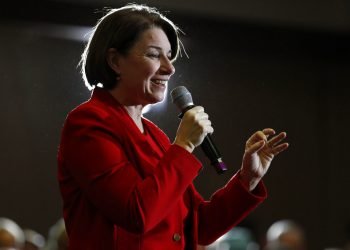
left=59, top=107, right=202, bottom=234
left=194, top=171, right=267, bottom=245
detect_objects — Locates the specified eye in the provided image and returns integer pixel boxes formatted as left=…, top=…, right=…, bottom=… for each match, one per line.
left=146, top=52, right=160, bottom=59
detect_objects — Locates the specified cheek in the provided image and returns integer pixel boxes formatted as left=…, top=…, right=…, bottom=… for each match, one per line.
left=140, top=61, right=159, bottom=77
left=125, top=59, right=159, bottom=82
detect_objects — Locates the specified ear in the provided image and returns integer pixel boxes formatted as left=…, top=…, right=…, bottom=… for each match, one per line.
left=106, top=48, right=121, bottom=74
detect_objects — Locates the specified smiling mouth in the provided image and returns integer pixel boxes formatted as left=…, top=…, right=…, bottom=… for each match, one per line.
left=151, top=80, right=167, bottom=87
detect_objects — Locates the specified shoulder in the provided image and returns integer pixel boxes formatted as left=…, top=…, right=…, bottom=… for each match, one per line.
left=66, top=87, right=127, bottom=123
left=63, top=96, right=127, bottom=138
left=64, top=103, right=108, bottom=132
left=68, top=100, right=109, bottom=121
left=66, top=90, right=125, bottom=125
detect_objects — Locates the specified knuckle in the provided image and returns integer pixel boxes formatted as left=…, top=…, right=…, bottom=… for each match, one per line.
left=186, top=111, right=196, bottom=121
left=188, top=109, right=196, bottom=116
left=199, top=124, right=206, bottom=133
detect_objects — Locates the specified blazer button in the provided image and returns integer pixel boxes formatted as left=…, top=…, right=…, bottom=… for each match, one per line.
left=173, top=233, right=181, bottom=242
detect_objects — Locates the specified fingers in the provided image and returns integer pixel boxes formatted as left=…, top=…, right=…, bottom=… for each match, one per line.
left=245, top=140, right=266, bottom=155
left=248, top=128, right=275, bottom=143
left=262, top=128, right=276, bottom=138
left=271, top=142, right=289, bottom=156
left=185, top=106, right=214, bottom=134
left=266, top=131, right=288, bottom=155
left=246, top=129, right=289, bottom=156
left=266, top=131, right=287, bottom=148
left=175, top=106, right=214, bottom=151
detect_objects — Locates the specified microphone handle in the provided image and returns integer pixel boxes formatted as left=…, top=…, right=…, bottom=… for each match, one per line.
left=201, top=134, right=227, bottom=174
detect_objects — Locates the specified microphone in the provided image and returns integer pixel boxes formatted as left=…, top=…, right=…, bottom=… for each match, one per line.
left=170, top=86, right=227, bottom=174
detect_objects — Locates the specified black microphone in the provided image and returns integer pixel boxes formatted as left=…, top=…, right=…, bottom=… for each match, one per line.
left=170, top=86, right=227, bottom=174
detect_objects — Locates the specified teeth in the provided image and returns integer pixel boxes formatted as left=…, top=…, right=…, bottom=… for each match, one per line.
left=152, top=80, right=167, bottom=85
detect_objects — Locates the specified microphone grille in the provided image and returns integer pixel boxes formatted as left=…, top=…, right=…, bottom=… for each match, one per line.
left=170, top=86, right=194, bottom=111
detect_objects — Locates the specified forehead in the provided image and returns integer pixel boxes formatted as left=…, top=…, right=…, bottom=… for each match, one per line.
left=133, top=27, right=171, bottom=51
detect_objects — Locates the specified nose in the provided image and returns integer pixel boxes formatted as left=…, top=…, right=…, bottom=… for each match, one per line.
left=159, top=56, right=175, bottom=76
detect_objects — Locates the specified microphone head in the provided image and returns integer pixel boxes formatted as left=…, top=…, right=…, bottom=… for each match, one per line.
left=170, top=86, right=194, bottom=111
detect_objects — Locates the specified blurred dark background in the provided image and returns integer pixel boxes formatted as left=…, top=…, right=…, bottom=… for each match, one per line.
left=0, top=0, right=349, bottom=249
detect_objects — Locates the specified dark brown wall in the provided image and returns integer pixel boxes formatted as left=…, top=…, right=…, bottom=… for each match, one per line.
left=0, top=7, right=349, bottom=250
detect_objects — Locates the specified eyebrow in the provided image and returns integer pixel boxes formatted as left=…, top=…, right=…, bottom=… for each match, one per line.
left=148, top=45, right=172, bottom=55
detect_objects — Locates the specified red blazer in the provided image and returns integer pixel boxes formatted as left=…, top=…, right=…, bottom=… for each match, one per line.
left=57, top=88, right=267, bottom=250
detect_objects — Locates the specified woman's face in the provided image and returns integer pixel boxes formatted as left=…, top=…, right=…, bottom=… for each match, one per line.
left=113, top=27, right=175, bottom=105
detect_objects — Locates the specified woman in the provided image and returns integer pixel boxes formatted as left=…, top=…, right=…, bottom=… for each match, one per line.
left=57, top=4, right=289, bottom=250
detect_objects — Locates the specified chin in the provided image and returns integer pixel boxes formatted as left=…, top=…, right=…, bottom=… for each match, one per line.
left=148, top=94, right=165, bottom=104
left=150, top=99, right=164, bottom=105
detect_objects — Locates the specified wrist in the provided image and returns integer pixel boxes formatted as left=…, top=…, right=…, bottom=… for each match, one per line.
left=174, top=138, right=195, bottom=153
left=239, top=170, right=260, bottom=191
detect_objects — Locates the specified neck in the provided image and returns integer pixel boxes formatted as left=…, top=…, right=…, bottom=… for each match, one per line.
left=124, top=106, right=145, bottom=133
left=124, top=105, right=143, bottom=120
left=108, top=88, right=145, bottom=133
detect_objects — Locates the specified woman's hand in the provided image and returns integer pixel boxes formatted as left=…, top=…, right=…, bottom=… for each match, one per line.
left=174, top=106, right=214, bottom=153
left=239, top=128, right=289, bottom=191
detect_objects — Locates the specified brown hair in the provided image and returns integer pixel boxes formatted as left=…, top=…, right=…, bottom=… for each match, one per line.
left=80, top=4, right=181, bottom=90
